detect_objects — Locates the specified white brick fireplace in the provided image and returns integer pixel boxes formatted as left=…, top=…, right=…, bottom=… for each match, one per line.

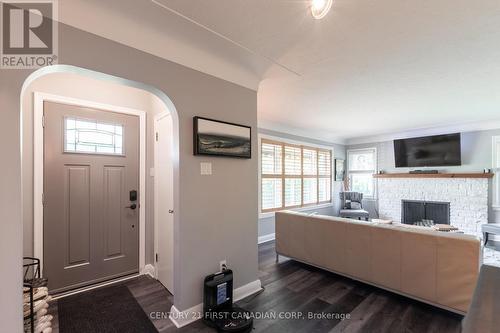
left=378, top=178, right=489, bottom=236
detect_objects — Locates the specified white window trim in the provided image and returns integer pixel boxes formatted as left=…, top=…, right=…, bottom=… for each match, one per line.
left=492, top=136, right=500, bottom=210
left=258, top=134, right=335, bottom=219
left=347, top=147, right=378, bottom=199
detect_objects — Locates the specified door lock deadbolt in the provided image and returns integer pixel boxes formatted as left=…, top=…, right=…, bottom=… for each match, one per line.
left=129, top=190, right=137, bottom=202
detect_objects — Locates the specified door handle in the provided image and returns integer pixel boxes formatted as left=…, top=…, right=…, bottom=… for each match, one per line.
left=125, top=203, right=137, bottom=210
left=169, top=209, right=174, bottom=214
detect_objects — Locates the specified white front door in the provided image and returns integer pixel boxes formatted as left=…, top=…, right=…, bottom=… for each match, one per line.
left=155, top=114, right=174, bottom=293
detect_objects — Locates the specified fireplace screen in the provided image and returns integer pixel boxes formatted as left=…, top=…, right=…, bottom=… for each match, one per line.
left=401, top=200, right=450, bottom=225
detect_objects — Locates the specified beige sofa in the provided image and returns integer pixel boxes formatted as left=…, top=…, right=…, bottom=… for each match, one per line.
left=275, top=211, right=481, bottom=313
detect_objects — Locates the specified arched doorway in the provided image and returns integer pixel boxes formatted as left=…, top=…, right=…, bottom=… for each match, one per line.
left=21, top=65, right=178, bottom=295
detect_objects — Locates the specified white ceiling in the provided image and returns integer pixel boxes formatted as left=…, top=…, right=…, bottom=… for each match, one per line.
left=59, top=0, right=500, bottom=144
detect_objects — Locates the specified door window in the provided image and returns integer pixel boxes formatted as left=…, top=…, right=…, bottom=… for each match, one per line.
left=64, top=117, right=124, bottom=155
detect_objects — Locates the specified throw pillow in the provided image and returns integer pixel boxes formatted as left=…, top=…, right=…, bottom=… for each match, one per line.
left=350, top=202, right=362, bottom=210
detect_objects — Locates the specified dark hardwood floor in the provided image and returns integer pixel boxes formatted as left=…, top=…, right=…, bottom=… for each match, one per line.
left=49, top=241, right=463, bottom=333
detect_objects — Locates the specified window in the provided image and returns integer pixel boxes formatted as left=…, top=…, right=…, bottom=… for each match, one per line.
left=64, top=117, right=124, bottom=155
left=493, top=136, right=500, bottom=207
left=261, top=139, right=332, bottom=212
left=347, top=148, right=377, bottom=198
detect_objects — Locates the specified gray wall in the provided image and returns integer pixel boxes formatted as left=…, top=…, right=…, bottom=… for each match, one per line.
left=257, top=128, right=346, bottom=238
left=347, top=129, right=500, bottom=221
left=1, top=22, right=259, bottom=331
left=0, top=69, right=27, bottom=333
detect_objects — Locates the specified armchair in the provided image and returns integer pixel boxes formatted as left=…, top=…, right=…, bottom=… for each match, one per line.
left=339, top=191, right=369, bottom=221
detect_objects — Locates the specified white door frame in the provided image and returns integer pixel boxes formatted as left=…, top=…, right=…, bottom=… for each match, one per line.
left=153, top=111, right=174, bottom=293
left=33, top=92, right=147, bottom=275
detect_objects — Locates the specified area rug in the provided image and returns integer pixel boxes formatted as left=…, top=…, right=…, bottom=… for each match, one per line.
left=58, top=284, right=158, bottom=333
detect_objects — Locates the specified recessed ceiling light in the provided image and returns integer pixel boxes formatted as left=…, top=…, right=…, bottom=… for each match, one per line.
left=311, top=0, right=333, bottom=19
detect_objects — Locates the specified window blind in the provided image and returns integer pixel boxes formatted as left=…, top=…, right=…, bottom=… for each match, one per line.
left=261, top=139, right=332, bottom=212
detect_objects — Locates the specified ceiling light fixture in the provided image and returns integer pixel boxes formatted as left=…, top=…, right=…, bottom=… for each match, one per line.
left=311, top=0, right=333, bottom=19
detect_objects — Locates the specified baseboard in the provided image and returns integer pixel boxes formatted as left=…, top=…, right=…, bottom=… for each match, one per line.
left=233, top=279, right=262, bottom=302
left=258, top=233, right=275, bottom=244
left=141, top=264, right=156, bottom=278
left=169, top=279, right=262, bottom=328
left=169, top=303, right=203, bottom=329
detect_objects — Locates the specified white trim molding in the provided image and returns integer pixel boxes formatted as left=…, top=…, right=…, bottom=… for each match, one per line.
left=259, top=133, right=337, bottom=151
left=141, top=264, right=156, bottom=278
left=258, top=233, right=276, bottom=244
left=169, top=279, right=262, bottom=328
left=33, top=92, right=147, bottom=275
left=258, top=121, right=347, bottom=145
left=492, top=136, right=500, bottom=208
left=168, top=304, right=203, bottom=329
left=233, top=280, right=263, bottom=302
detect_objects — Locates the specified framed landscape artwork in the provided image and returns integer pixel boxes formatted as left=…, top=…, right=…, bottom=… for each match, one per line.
left=335, top=159, right=345, bottom=181
left=193, top=116, right=251, bottom=158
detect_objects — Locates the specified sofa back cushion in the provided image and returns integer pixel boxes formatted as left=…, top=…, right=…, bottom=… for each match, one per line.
left=370, top=226, right=402, bottom=291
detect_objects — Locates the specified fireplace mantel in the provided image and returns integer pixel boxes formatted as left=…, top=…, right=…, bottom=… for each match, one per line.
left=373, top=173, right=494, bottom=179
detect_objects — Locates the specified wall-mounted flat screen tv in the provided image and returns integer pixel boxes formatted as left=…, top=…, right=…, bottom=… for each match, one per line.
left=394, top=133, right=461, bottom=168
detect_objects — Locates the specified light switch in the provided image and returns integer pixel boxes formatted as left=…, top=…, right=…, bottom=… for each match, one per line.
left=200, top=162, right=212, bottom=175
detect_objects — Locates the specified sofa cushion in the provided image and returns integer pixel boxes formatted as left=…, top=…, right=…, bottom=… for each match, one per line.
left=401, top=230, right=437, bottom=302
left=304, top=217, right=329, bottom=267
left=275, top=211, right=305, bottom=260
left=344, top=221, right=372, bottom=281
left=436, top=234, right=481, bottom=312
left=350, top=202, right=362, bottom=210
left=370, top=226, right=402, bottom=291
left=340, top=209, right=369, bottom=216
left=321, top=218, right=348, bottom=274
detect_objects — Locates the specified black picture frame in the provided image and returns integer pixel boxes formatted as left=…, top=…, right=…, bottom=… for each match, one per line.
left=193, top=116, right=251, bottom=159
left=334, top=159, right=345, bottom=181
